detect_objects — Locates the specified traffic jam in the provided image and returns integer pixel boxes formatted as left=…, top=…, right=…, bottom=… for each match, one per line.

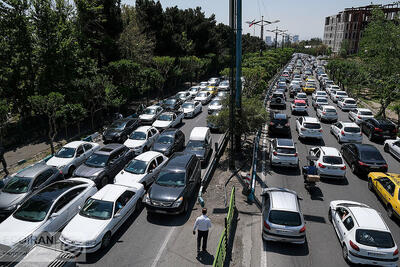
left=263, top=53, right=400, bottom=266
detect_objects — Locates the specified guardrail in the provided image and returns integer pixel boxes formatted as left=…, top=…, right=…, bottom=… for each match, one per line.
left=212, top=186, right=236, bottom=267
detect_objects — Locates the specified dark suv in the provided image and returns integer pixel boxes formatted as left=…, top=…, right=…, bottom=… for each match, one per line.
left=360, top=118, right=397, bottom=141
left=269, top=92, right=286, bottom=109
left=144, top=153, right=201, bottom=214
left=102, top=118, right=140, bottom=144
left=162, top=97, right=183, bottom=111
left=268, top=113, right=290, bottom=136
left=152, top=129, right=185, bottom=156
left=74, top=144, right=134, bottom=188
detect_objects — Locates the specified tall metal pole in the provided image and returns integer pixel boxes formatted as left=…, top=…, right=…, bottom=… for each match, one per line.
left=275, top=27, right=278, bottom=49
left=235, top=0, right=242, bottom=153
left=260, top=16, right=264, bottom=56
left=229, top=0, right=235, bottom=170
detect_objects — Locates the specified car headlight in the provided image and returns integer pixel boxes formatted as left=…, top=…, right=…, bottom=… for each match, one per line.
left=85, top=240, right=97, bottom=246
left=144, top=193, right=151, bottom=204
left=171, top=196, right=183, bottom=208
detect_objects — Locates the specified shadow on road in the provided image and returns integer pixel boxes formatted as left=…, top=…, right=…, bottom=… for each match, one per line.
left=321, top=177, right=349, bottom=186
left=270, top=166, right=301, bottom=176
left=299, top=138, right=325, bottom=146
left=196, top=250, right=214, bottom=265
left=303, top=214, right=326, bottom=224
left=264, top=239, right=309, bottom=256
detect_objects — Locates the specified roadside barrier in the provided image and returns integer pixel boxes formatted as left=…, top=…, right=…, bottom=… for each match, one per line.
left=212, top=186, right=236, bottom=267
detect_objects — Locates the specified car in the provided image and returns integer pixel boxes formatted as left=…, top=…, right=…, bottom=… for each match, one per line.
left=152, top=129, right=185, bottom=157
left=328, top=200, right=398, bottom=266
left=74, top=144, right=134, bottom=188
left=208, top=99, right=222, bottom=114
left=0, top=164, right=64, bottom=219
left=360, top=118, right=398, bottom=141
left=294, top=92, right=308, bottom=105
left=312, top=97, right=329, bottom=110
left=296, top=116, right=323, bottom=140
left=330, top=121, right=362, bottom=143
left=269, top=92, right=286, bottom=109
left=180, top=101, right=202, bottom=118
left=139, top=105, right=164, bottom=125
left=102, top=118, right=140, bottom=144
left=144, top=153, right=201, bottom=214
left=331, top=90, right=348, bottom=103
left=208, top=77, right=220, bottom=86
left=152, top=111, right=184, bottom=130
left=194, top=91, right=212, bottom=104
left=341, top=143, right=388, bottom=175
left=338, top=97, right=357, bottom=111
left=290, top=99, right=307, bottom=114
left=312, top=91, right=328, bottom=100
left=198, top=81, right=208, bottom=91
left=207, top=110, right=222, bottom=133
left=348, top=108, right=374, bottom=124
left=384, top=138, right=400, bottom=160
left=124, top=126, right=159, bottom=155
left=188, top=86, right=201, bottom=99
left=269, top=138, right=299, bottom=168
left=326, top=85, right=340, bottom=96
left=217, top=80, right=229, bottom=91
left=276, top=82, right=287, bottom=91
left=316, top=105, right=338, bottom=122
left=289, top=85, right=302, bottom=98
left=261, top=188, right=305, bottom=244
left=175, top=91, right=191, bottom=102
left=0, top=178, right=98, bottom=250
left=302, top=83, right=316, bottom=94
left=368, top=172, right=400, bottom=220
left=161, top=97, right=183, bottom=111
left=215, top=91, right=228, bottom=100
left=60, top=183, right=145, bottom=253
left=309, top=147, right=346, bottom=179
left=184, top=127, right=212, bottom=166
left=46, top=141, right=100, bottom=176
left=204, top=86, right=218, bottom=96
left=268, top=113, right=290, bottom=136
left=323, top=79, right=334, bottom=89
left=114, top=151, right=168, bottom=188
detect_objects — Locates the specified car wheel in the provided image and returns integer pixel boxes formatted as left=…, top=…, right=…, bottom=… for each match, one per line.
left=184, top=200, right=189, bottom=213
left=328, top=208, right=332, bottom=223
left=101, top=232, right=111, bottom=249
left=68, top=166, right=76, bottom=178
left=143, top=146, right=148, bottom=152
left=101, top=176, right=109, bottom=188
left=342, top=244, right=349, bottom=263
left=368, top=131, right=373, bottom=141
left=351, top=163, right=358, bottom=174
left=384, top=144, right=390, bottom=153
left=338, top=136, right=342, bottom=144
left=368, top=178, right=374, bottom=192
left=387, top=205, right=394, bottom=219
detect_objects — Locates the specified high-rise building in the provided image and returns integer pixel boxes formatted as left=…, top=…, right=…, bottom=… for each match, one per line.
left=323, top=3, right=400, bottom=54
left=292, top=35, right=299, bottom=43
left=265, top=36, right=273, bottom=46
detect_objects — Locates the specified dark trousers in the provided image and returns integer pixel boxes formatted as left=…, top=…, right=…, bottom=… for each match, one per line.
left=197, top=230, right=208, bottom=251
left=1, top=157, right=8, bottom=176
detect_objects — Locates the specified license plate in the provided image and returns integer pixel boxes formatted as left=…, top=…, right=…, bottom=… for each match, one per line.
left=327, top=166, right=336, bottom=169
left=276, top=125, right=283, bottom=128
left=368, top=252, right=383, bottom=257
left=384, top=131, right=390, bottom=134
left=369, top=166, right=379, bottom=169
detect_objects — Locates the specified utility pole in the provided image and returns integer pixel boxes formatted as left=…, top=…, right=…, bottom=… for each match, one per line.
left=235, top=0, right=242, bottom=153
left=267, top=27, right=287, bottom=49
left=246, top=17, right=279, bottom=56
left=280, top=30, right=287, bottom=48
left=229, top=0, right=235, bottom=170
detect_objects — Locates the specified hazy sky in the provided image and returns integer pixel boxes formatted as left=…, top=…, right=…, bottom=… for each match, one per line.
left=123, top=0, right=396, bottom=40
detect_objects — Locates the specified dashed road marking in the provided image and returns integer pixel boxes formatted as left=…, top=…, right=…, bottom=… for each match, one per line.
left=151, top=227, right=176, bottom=267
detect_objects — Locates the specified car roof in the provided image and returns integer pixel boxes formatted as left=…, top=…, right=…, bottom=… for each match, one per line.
left=348, top=206, right=388, bottom=230
left=146, top=105, right=159, bottom=109
left=320, top=146, right=340, bottom=156
left=316, top=91, right=326, bottom=94
left=343, top=97, right=355, bottom=101
left=357, top=108, right=371, bottom=112
left=64, top=141, right=87, bottom=148
left=374, top=118, right=394, bottom=125
left=316, top=97, right=328, bottom=101
left=341, top=122, right=358, bottom=127
left=161, top=129, right=179, bottom=136
left=372, top=173, right=400, bottom=186
left=273, top=113, right=287, bottom=119
left=165, top=152, right=193, bottom=170
left=136, top=126, right=153, bottom=132
left=33, top=179, right=88, bottom=202
left=160, top=111, right=175, bottom=116
left=190, top=127, right=209, bottom=141
left=17, top=163, right=54, bottom=178
left=136, top=151, right=162, bottom=162
left=323, top=105, right=336, bottom=110
left=92, top=184, right=133, bottom=202
left=276, top=138, right=295, bottom=147
left=354, top=143, right=379, bottom=152
left=177, top=91, right=188, bottom=94
left=268, top=188, right=299, bottom=212
left=96, top=144, right=125, bottom=155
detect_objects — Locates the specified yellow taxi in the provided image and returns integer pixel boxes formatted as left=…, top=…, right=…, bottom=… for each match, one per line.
left=302, top=83, right=316, bottom=94
left=368, top=172, right=400, bottom=219
left=205, top=86, right=218, bottom=96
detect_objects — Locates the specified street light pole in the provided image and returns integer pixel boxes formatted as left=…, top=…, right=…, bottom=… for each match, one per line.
left=246, top=18, right=279, bottom=56
left=229, top=0, right=235, bottom=170
left=235, top=0, right=242, bottom=153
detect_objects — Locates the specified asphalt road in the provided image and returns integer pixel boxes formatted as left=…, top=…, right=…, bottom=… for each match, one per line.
left=261, top=72, right=400, bottom=267
left=79, top=102, right=223, bottom=267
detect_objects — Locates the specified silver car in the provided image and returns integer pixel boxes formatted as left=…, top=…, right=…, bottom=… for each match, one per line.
left=269, top=138, right=299, bottom=168
left=316, top=105, right=338, bottom=122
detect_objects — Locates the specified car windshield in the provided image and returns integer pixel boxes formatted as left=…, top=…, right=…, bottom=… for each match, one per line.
left=165, top=99, right=176, bottom=105
left=182, top=103, right=194, bottom=109
left=272, top=94, right=283, bottom=98
left=198, top=93, right=206, bottom=97
left=220, top=82, right=229, bottom=86
left=295, top=102, right=306, bottom=106
left=156, top=171, right=185, bottom=187
left=323, top=156, right=343, bottom=165
left=325, top=108, right=336, bottom=113
left=344, top=127, right=360, bottom=133
left=190, top=88, right=199, bottom=92
left=276, top=148, right=296, bottom=154
left=3, top=176, right=32, bottom=194
left=345, top=100, right=356, bottom=104
left=144, top=108, right=156, bottom=115
left=356, top=229, right=395, bottom=248
left=268, top=210, right=302, bottom=226
left=124, top=159, right=147, bottom=175
left=186, top=140, right=205, bottom=150
left=85, top=153, right=109, bottom=167
left=177, top=93, right=186, bottom=98
left=297, top=94, right=306, bottom=98
left=55, top=147, right=76, bottom=158
left=360, top=111, right=373, bottom=116
left=317, top=99, right=328, bottom=103
left=109, top=121, right=125, bottom=130
left=157, top=135, right=173, bottom=144
left=360, top=150, right=384, bottom=161
left=130, top=131, right=146, bottom=140
left=80, top=198, right=113, bottom=220
left=304, top=123, right=321, bottom=129
left=210, top=100, right=221, bottom=106
left=13, top=197, right=52, bottom=222
left=158, top=114, right=173, bottom=121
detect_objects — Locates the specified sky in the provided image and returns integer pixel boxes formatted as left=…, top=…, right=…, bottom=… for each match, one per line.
left=122, top=0, right=396, bottom=40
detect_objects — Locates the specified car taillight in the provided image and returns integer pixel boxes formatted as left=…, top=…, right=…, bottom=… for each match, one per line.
left=294, top=153, right=298, bottom=157
left=318, top=162, right=326, bottom=168
left=349, top=240, right=360, bottom=251
left=322, top=111, right=326, bottom=115
left=319, top=129, right=323, bottom=132
left=299, top=225, right=306, bottom=233
left=357, top=115, right=361, bottom=119
left=341, top=130, right=345, bottom=135
left=358, top=161, right=369, bottom=166
left=393, top=128, right=398, bottom=133
left=374, top=127, right=383, bottom=132
left=285, top=123, right=290, bottom=127
left=273, top=151, right=278, bottom=156
left=394, top=248, right=399, bottom=256
left=341, top=166, right=346, bottom=170
left=384, top=164, right=388, bottom=169
left=270, top=122, right=275, bottom=126
left=301, top=127, right=306, bottom=131
left=264, top=220, right=271, bottom=230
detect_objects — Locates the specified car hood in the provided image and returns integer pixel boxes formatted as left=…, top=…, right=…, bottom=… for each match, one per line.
left=153, top=120, right=172, bottom=128
left=124, top=139, right=146, bottom=149
left=62, top=214, right=110, bottom=243
left=103, top=129, right=122, bottom=137
left=208, top=105, right=222, bottom=110
left=194, top=97, right=206, bottom=101
left=152, top=142, right=172, bottom=153
left=0, top=215, right=42, bottom=247
left=114, top=170, right=145, bottom=186
left=0, top=192, right=28, bottom=209
left=139, top=114, right=155, bottom=121
left=184, top=148, right=205, bottom=159
left=46, top=156, right=73, bottom=168
left=149, top=183, right=185, bottom=202
left=183, top=108, right=195, bottom=113
left=74, top=164, right=104, bottom=178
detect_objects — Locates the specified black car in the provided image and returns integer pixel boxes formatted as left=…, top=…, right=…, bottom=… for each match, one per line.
left=289, top=86, right=301, bottom=98
left=341, top=143, right=388, bottom=175
left=0, top=164, right=64, bottom=219
left=152, top=129, right=185, bottom=156
left=207, top=110, right=221, bottom=132
left=102, top=118, right=140, bottom=144
left=74, top=144, right=134, bottom=188
left=360, top=118, right=397, bottom=141
left=269, top=92, right=286, bottom=109
left=162, top=98, right=183, bottom=111
left=144, top=153, right=201, bottom=214
left=268, top=113, right=290, bottom=136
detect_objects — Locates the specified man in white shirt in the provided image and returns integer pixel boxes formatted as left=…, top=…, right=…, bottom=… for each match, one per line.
left=193, top=208, right=212, bottom=253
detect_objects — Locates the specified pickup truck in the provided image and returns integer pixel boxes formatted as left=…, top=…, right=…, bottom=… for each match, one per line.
left=152, top=111, right=184, bottom=130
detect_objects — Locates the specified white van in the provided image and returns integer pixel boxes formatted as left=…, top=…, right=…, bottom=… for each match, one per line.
left=184, top=127, right=212, bottom=167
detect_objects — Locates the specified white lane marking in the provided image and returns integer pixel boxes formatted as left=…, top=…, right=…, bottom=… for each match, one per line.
left=151, top=227, right=175, bottom=267
left=261, top=123, right=268, bottom=267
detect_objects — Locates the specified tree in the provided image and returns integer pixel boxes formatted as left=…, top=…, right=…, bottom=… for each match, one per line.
left=339, top=39, right=350, bottom=58
left=153, top=56, right=175, bottom=97
left=29, top=92, right=65, bottom=154
left=60, top=104, right=87, bottom=137
left=0, top=99, right=10, bottom=141
left=242, top=67, right=268, bottom=97
left=389, top=103, right=400, bottom=129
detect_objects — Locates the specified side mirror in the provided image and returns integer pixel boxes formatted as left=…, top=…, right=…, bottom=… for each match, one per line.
left=148, top=169, right=153, bottom=174
left=114, top=213, right=121, bottom=218
left=78, top=206, right=82, bottom=210
left=50, top=213, right=59, bottom=219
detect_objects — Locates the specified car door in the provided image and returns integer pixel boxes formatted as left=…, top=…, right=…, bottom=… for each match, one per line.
left=151, top=128, right=159, bottom=144
left=382, top=179, right=396, bottom=206
left=296, top=117, right=303, bottom=132
left=172, top=114, right=177, bottom=127
left=332, top=122, right=341, bottom=137
left=333, top=207, right=350, bottom=241
left=32, top=169, right=55, bottom=191
left=177, top=131, right=185, bottom=150
left=185, top=160, right=196, bottom=195
left=391, top=141, right=400, bottom=158
left=75, top=145, right=86, bottom=166
left=111, top=191, right=137, bottom=233
left=375, top=177, right=390, bottom=202
left=107, top=152, right=120, bottom=178
left=146, top=159, right=157, bottom=184
left=341, top=215, right=355, bottom=243
left=83, top=144, right=94, bottom=159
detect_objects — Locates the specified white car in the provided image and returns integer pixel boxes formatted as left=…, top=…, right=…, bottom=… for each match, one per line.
left=208, top=77, right=220, bottom=86
left=348, top=108, right=374, bottom=124
left=316, top=105, right=338, bottom=122
left=312, top=97, right=329, bottom=109
left=175, top=91, right=191, bottom=102
left=326, top=85, right=340, bottom=95
left=152, top=111, right=184, bottom=130
left=215, top=91, right=228, bottom=100
left=338, top=97, right=357, bottom=111
left=46, top=141, right=100, bottom=177
left=331, top=91, right=348, bottom=103
left=60, top=183, right=145, bottom=253
left=217, top=80, right=229, bottom=91
left=269, top=138, right=299, bottom=168
left=194, top=91, right=212, bottom=105
left=328, top=200, right=398, bottom=266
left=384, top=138, right=400, bottom=160
left=309, top=147, right=346, bottom=178
left=290, top=100, right=307, bottom=114
left=188, top=86, right=201, bottom=98
left=0, top=178, right=97, bottom=249
left=296, top=116, right=323, bottom=139
left=312, top=91, right=328, bottom=100
left=294, top=92, right=308, bottom=105
left=199, top=81, right=208, bottom=90
left=180, top=101, right=202, bottom=118
left=139, top=105, right=163, bottom=125
left=114, top=151, right=168, bottom=188
left=330, top=121, right=362, bottom=143
left=124, top=126, right=159, bottom=155
left=208, top=100, right=223, bottom=114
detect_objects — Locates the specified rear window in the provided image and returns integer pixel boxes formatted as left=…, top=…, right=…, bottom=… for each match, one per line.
left=345, top=100, right=356, bottom=104
left=276, top=148, right=296, bottom=154
left=360, top=150, right=384, bottom=161
left=325, top=108, right=336, bottom=113
left=268, top=210, right=301, bottom=226
left=344, top=127, right=360, bottom=133
left=337, top=92, right=347, bottom=96
left=304, top=123, right=321, bottom=129
left=356, top=229, right=395, bottom=248
left=317, top=98, right=328, bottom=103
left=322, top=156, right=343, bottom=164
left=360, top=111, right=373, bottom=116
left=295, top=102, right=306, bottom=106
